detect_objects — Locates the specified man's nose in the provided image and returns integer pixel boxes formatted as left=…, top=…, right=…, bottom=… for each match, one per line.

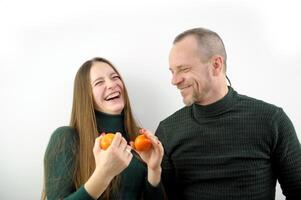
left=171, top=73, right=183, bottom=86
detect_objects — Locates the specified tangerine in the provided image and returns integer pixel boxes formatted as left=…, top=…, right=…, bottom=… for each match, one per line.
left=134, top=134, right=152, bottom=151
left=100, top=133, right=115, bottom=150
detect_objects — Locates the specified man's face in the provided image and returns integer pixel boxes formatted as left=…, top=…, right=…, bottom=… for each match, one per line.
left=169, top=36, right=213, bottom=106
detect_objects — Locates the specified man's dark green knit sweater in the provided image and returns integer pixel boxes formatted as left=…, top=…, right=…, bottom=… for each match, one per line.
left=156, top=87, right=301, bottom=199
left=44, top=111, right=163, bottom=200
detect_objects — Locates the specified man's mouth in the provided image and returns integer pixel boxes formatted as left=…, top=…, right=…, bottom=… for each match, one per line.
left=105, top=92, right=121, bottom=101
left=178, top=85, right=191, bottom=91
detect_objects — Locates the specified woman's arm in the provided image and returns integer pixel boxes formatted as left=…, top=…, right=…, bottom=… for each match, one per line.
left=44, top=129, right=132, bottom=200
left=131, top=128, right=165, bottom=199
left=44, top=127, right=94, bottom=200
left=84, top=132, right=133, bottom=198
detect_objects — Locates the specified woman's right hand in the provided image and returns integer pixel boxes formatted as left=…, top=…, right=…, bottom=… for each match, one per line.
left=93, top=132, right=133, bottom=179
left=84, top=132, right=132, bottom=199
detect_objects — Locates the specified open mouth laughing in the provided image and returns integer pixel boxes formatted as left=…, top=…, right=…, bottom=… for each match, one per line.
left=105, top=91, right=121, bottom=101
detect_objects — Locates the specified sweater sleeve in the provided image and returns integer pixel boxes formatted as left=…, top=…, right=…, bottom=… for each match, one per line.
left=142, top=179, right=164, bottom=200
left=271, top=108, right=301, bottom=199
left=155, top=123, right=179, bottom=200
left=44, top=127, right=94, bottom=200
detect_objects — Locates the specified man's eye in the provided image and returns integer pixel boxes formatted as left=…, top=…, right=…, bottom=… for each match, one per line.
left=112, top=76, right=120, bottom=79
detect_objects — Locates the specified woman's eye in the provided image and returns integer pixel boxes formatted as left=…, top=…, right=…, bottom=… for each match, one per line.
left=112, top=76, right=120, bottom=79
left=95, top=81, right=104, bottom=86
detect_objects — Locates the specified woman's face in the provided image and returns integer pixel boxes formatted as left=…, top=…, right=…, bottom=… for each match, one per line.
left=90, top=61, right=125, bottom=115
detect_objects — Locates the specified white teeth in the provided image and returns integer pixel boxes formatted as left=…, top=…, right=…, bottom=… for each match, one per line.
left=105, top=92, right=120, bottom=100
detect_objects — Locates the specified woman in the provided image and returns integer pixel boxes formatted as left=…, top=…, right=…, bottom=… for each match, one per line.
left=42, top=57, right=164, bottom=200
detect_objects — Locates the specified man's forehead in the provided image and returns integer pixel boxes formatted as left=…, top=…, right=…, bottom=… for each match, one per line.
left=173, top=35, right=199, bottom=48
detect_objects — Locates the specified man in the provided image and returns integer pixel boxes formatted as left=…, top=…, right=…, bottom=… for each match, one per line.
left=155, top=27, right=301, bottom=199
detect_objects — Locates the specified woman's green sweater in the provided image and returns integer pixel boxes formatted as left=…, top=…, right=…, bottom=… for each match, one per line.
left=44, top=111, right=163, bottom=200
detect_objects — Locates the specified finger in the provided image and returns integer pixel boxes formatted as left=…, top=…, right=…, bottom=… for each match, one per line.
left=98, top=134, right=105, bottom=140
left=93, top=136, right=102, bottom=153
left=147, top=135, right=162, bottom=153
left=110, top=132, right=122, bottom=148
left=140, top=128, right=154, bottom=136
left=125, top=145, right=132, bottom=155
left=141, top=130, right=157, bottom=141
left=126, top=151, right=133, bottom=164
left=157, top=140, right=164, bottom=156
left=119, top=137, right=128, bottom=152
left=129, top=141, right=135, bottom=149
left=143, top=132, right=158, bottom=144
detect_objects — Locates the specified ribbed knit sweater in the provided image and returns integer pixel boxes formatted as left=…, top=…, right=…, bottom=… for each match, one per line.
left=155, top=87, right=301, bottom=200
left=44, top=111, right=163, bottom=200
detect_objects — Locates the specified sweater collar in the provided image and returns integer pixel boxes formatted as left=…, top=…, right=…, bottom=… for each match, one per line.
left=192, top=86, right=237, bottom=120
left=94, top=110, right=125, bottom=134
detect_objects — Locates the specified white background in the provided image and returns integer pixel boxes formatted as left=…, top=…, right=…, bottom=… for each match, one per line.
left=0, top=0, right=300, bottom=199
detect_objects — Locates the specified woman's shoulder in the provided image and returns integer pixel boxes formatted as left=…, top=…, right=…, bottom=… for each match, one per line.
left=52, top=126, right=77, bottom=137
left=47, top=126, right=78, bottom=149
left=44, top=126, right=78, bottom=178
left=53, top=126, right=76, bottom=134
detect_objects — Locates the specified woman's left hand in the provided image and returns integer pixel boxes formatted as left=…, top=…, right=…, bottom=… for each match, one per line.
left=132, top=129, right=164, bottom=170
left=130, top=129, right=164, bottom=186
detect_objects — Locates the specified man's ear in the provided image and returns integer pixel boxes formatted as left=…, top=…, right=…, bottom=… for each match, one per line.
left=211, top=55, right=224, bottom=76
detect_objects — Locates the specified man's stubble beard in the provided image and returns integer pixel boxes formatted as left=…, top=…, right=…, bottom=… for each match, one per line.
left=183, top=92, right=199, bottom=106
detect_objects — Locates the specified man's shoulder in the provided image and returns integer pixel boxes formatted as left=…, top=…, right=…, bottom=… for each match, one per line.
left=160, top=106, right=191, bottom=125
left=236, top=92, right=282, bottom=115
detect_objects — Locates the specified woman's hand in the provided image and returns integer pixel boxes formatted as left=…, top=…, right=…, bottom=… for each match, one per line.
left=131, top=129, right=164, bottom=186
left=93, top=132, right=133, bottom=179
left=85, top=132, right=133, bottom=199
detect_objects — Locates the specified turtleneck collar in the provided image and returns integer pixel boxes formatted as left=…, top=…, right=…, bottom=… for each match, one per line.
left=192, top=86, right=237, bottom=121
left=94, top=110, right=125, bottom=134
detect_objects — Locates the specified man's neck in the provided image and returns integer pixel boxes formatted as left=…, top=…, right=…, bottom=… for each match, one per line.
left=196, top=82, right=229, bottom=106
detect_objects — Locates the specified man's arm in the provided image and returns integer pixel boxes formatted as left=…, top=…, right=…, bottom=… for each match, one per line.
left=156, top=123, right=180, bottom=200
left=272, top=108, right=301, bottom=199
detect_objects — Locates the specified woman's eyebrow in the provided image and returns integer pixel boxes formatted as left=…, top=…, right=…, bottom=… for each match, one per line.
left=92, top=76, right=104, bottom=84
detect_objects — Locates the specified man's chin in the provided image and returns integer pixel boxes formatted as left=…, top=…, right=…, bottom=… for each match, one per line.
left=183, top=97, right=194, bottom=106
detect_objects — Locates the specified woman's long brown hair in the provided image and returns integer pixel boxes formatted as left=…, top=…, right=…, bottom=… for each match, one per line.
left=42, top=57, right=140, bottom=199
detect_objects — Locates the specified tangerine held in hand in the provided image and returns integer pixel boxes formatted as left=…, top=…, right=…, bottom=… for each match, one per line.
left=134, top=134, right=152, bottom=151
left=100, top=133, right=115, bottom=150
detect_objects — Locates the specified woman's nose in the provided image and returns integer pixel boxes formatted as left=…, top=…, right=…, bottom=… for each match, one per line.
left=106, top=79, right=117, bottom=89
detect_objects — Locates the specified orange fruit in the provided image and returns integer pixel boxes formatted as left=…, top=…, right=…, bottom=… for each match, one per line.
left=100, top=133, right=115, bottom=150
left=134, top=134, right=152, bottom=151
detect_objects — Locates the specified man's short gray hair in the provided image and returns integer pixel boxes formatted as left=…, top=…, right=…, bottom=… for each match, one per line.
left=174, top=27, right=227, bottom=72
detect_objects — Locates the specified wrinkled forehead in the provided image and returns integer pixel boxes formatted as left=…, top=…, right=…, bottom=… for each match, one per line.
left=169, top=37, right=203, bottom=68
